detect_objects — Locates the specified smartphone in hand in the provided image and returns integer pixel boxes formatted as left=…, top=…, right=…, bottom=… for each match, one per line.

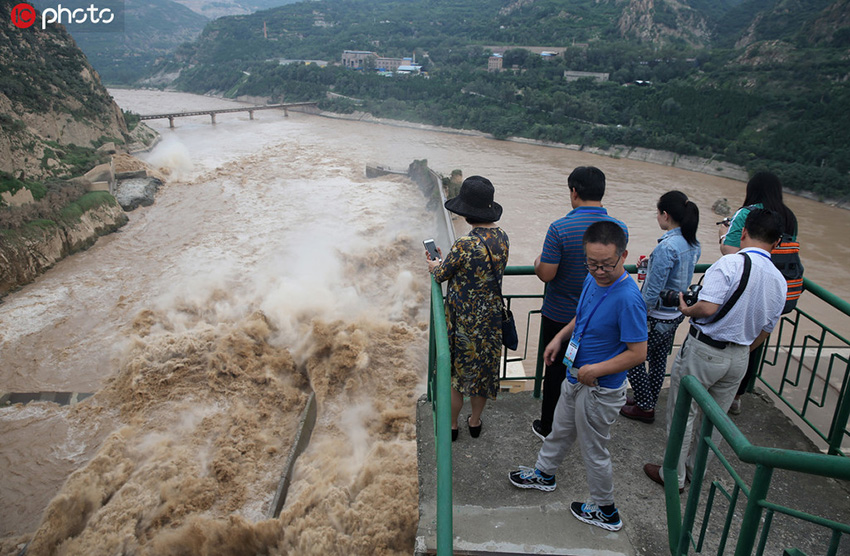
left=423, top=238, right=440, bottom=261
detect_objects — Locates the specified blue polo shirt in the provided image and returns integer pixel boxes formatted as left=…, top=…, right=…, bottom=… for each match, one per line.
left=567, top=272, right=648, bottom=389
left=540, top=207, right=629, bottom=323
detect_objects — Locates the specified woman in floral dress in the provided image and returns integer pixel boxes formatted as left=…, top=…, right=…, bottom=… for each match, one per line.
left=427, top=176, right=509, bottom=441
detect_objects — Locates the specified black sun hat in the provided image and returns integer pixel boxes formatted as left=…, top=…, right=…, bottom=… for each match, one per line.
left=444, top=175, right=503, bottom=222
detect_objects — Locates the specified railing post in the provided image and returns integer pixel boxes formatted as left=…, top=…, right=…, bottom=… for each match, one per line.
left=430, top=278, right=453, bottom=555
left=827, top=358, right=850, bottom=456
left=427, top=300, right=435, bottom=403
left=665, top=377, right=694, bottom=554
left=533, top=320, right=545, bottom=399
left=734, top=464, right=773, bottom=556
left=533, top=282, right=547, bottom=399
left=678, top=402, right=716, bottom=556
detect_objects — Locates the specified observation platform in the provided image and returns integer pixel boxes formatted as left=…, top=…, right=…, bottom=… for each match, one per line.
left=415, top=386, right=850, bottom=555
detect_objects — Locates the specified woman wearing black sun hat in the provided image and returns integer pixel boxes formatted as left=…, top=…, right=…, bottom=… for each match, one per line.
left=426, top=176, right=510, bottom=441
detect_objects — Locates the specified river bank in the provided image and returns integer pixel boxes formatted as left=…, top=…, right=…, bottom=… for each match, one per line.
left=0, top=196, right=128, bottom=297
left=160, top=89, right=844, bottom=208
left=312, top=108, right=850, bottom=210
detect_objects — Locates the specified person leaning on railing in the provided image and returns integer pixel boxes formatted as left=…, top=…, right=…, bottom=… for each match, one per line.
left=531, top=166, right=629, bottom=441
left=719, top=171, right=799, bottom=415
left=426, top=176, right=509, bottom=442
left=644, top=208, right=787, bottom=493
left=620, top=191, right=701, bottom=425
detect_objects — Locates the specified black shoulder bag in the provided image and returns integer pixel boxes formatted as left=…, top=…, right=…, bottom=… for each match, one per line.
left=696, top=252, right=752, bottom=326
left=473, top=231, right=518, bottom=351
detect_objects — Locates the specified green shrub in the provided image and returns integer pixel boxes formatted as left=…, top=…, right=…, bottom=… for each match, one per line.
left=122, top=109, right=140, bottom=131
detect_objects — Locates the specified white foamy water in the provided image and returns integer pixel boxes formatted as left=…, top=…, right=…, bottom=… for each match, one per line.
left=1, top=89, right=849, bottom=552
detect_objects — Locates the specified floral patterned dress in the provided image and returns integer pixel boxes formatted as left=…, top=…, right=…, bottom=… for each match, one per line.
left=432, top=227, right=510, bottom=399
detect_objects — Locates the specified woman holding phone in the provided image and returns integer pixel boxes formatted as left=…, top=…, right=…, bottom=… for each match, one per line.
left=426, top=176, right=509, bottom=441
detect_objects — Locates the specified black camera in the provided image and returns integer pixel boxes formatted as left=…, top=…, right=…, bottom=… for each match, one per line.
left=659, top=284, right=702, bottom=307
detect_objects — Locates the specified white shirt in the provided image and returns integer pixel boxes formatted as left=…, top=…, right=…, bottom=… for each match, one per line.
left=693, top=247, right=787, bottom=345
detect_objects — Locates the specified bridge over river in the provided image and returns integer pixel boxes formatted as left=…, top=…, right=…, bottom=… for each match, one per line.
left=138, top=102, right=319, bottom=127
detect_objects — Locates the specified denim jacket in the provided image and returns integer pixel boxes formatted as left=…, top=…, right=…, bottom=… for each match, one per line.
left=642, top=228, right=701, bottom=320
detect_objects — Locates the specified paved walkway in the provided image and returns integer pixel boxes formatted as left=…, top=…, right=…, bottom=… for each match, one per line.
left=416, top=387, right=850, bottom=555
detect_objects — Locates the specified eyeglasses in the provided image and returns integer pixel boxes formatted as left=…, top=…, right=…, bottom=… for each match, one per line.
left=584, top=261, right=617, bottom=273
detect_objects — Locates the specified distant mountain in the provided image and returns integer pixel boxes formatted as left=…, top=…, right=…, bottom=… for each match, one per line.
left=165, top=0, right=848, bottom=68
left=170, top=0, right=303, bottom=19
left=714, top=0, right=850, bottom=48
left=33, top=0, right=210, bottom=84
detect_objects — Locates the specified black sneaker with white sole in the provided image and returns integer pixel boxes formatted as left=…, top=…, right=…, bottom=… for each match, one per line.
left=531, top=419, right=549, bottom=441
left=570, top=501, right=622, bottom=531
left=508, top=466, right=556, bottom=491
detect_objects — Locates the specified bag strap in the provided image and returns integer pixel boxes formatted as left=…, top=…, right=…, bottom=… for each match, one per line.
left=698, top=252, right=751, bottom=325
left=471, top=230, right=505, bottom=301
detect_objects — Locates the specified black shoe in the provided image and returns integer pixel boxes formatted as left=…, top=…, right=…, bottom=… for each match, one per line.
left=451, top=428, right=458, bottom=442
left=468, top=415, right=482, bottom=438
left=531, top=419, right=549, bottom=441
left=508, top=466, right=556, bottom=491
left=570, top=501, right=622, bottom=531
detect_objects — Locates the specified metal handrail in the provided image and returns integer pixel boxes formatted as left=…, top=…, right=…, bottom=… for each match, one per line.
left=427, top=264, right=850, bottom=554
left=666, top=376, right=850, bottom=555
left=427, top=277, right=453, bottom=555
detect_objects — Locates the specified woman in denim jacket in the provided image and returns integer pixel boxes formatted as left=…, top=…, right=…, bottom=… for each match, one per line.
left=621, top=191, right=701, bottom=423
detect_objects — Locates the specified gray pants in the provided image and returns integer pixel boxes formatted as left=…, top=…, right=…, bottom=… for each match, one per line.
left=536, top=379, right=626, bottom=507
left=665, top=336, right=748, bottom=489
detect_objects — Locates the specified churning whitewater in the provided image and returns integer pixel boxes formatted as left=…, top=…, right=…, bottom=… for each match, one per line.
left=0, top=92, right=435, bottom=555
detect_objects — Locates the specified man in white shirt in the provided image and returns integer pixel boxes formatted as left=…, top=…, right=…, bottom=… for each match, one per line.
left=644, top=208, right=787, bottom=492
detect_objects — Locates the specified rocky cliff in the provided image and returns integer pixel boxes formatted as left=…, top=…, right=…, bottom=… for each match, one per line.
left=0, top=198, right=128, bottom=296
left=618, top=0, right=712, bottom=47
left=0, top=0, right=128, bottom=181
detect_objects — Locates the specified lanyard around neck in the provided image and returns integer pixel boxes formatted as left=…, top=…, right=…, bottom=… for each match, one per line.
left=574, top=272, right=629, bottom=340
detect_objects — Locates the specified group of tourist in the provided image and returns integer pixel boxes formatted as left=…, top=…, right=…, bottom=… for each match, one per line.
left=425, top=166, right=797, bottom=532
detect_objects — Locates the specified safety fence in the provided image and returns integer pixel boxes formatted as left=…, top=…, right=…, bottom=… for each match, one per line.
left=426, top=265, right=850, bottom=554
left=664, top=376, right=850, bottom=555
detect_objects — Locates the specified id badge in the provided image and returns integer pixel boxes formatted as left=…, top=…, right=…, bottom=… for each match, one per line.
left=562, top=337, right=580, bottom=378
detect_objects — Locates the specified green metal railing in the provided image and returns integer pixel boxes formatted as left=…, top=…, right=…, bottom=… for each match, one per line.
left=748, top=276, right=850, bottom=456
left=427, top=278, right=453, bottom=556
left=426, top=265, right=850, bottom=554
left=665, top=376, right=850, bottom=555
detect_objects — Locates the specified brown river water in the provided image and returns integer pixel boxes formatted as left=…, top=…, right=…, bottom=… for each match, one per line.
left=1, top=90, right=848, bottom=554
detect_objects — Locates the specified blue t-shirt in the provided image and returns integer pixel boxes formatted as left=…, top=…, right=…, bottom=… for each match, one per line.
left=540, top=207, right=629, bottom=323
left=567, top=272, right=648, bottom=389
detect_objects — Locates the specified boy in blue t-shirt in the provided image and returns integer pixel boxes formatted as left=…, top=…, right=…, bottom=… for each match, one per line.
left=510, top=221, right=648, bottom=532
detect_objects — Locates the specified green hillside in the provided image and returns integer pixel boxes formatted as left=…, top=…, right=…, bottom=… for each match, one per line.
left=156, top=0, right=850, bottom=199
left=39, top=0, right=210, bottom=84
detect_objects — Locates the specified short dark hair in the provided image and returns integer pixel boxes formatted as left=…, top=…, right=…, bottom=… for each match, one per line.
left=744, top=208, right=782, bottom=244
left=568, top=166, right=605, bottom=202
left=583, top=221, right=627, bottom=255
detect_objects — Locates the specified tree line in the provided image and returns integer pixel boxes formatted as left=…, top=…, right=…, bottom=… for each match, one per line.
left=173, top=41, right=850, bottom=200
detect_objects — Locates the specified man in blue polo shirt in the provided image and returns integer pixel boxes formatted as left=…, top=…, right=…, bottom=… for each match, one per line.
left=510, top=221, right=647, bottom=531
left=532, top=166, right=629, bottom=439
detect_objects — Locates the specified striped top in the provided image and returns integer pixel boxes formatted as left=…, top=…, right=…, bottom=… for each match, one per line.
left=539, top=206, right=629, bottom=323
